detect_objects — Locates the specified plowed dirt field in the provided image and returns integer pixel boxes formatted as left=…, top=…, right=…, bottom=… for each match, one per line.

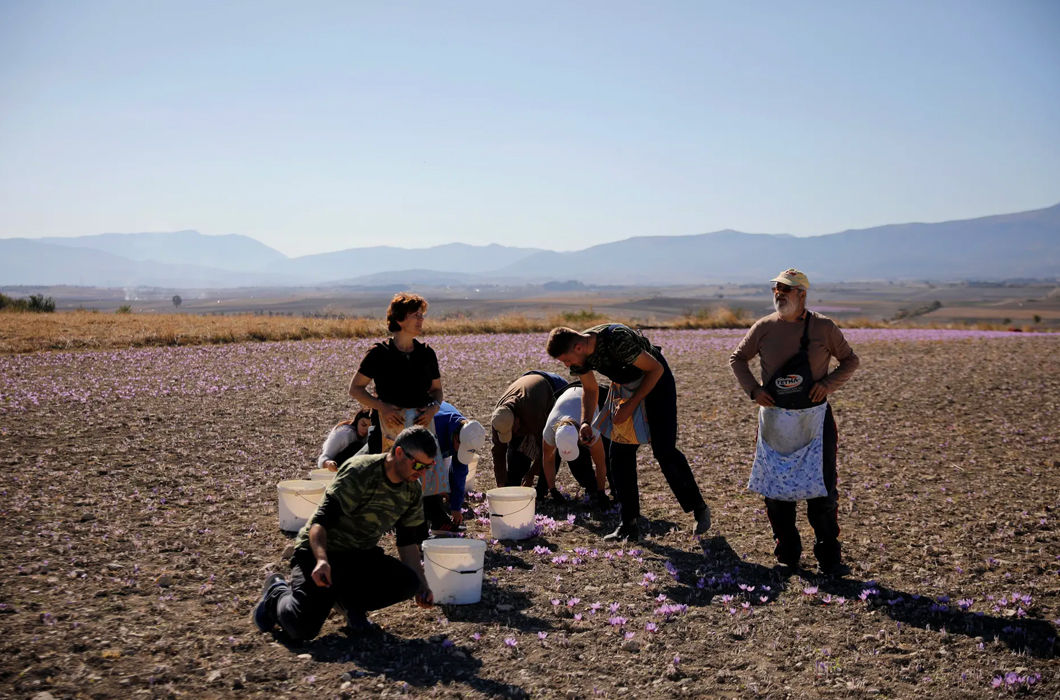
left=1, top=328, right=1057, bottom=698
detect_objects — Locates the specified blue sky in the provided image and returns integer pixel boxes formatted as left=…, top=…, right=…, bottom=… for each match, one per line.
left=1, top=1, right=1057, bottom=258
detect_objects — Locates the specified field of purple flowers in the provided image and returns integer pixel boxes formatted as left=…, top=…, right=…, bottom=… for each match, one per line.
left=1, top=328, right=1057, bottom=698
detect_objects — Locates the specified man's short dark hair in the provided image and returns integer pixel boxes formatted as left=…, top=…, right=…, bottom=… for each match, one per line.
left=546, top=326, right=581, bottom=358
left=391, top=425, right=438, bottom=460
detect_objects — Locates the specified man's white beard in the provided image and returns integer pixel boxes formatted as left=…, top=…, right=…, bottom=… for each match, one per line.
left=774, top=296, right=801, bottom=320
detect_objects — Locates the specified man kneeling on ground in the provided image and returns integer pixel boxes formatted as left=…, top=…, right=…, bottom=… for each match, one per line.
left=253, top=426, right=436, bottom=640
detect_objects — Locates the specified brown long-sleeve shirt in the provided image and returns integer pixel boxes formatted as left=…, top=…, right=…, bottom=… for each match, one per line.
left=729, top=311, right=859, bottom=399
left=491, top=373, right=557, bottom=480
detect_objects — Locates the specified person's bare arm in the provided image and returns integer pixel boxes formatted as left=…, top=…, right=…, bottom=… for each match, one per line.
left=349, top=371, right=402, bottom=429
left=397, top=543, right=433, bottom=607
left=308, top=524, right=331, bottom=588
left=491, top=429, right=508, bottom=487
left=579, top=371, right=599, bottom=442
left=541, top=442, right=558, bottom=490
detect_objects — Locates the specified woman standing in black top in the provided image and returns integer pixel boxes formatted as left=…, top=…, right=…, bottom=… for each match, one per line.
left=348, top=292, right=443, bottom=454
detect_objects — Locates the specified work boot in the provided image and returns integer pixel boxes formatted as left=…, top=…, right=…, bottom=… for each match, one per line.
left=252, top=573, right=288, bottom=632
left=603, top=521, right=640, bottom=543
left=817, top=561, right=851, bottom=578
left=814, top=539, right=844, bottom=577
left=693, top=504, right=712, bottom=535
left=548, top=487, right=567, bottom=503
left=343, top=607, right=381, bottom=636
left=774, top=539, right=802, bottom=570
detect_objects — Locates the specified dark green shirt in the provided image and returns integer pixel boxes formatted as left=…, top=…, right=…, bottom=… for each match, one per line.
left=570, top=323, right=656, bottom=384
left=293, top=453, right=426, bottom=555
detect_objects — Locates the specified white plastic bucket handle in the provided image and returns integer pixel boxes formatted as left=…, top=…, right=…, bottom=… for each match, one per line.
left=490, top=497, right=535, bottom=519
left=279, top=482, right=326, bottom=507
left=423, top=553, right=483, bottom=575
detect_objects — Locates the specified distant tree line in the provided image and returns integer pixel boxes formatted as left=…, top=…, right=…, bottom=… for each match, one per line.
left=0, top=292, right=56, bottom=313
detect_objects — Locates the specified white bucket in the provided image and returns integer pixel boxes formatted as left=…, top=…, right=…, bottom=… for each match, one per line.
left=422, top=538, right=486, bottom=604
left=486, top=486, right=537, bottom=540
left=309, top=468, right=335, bottom=481
left=277, top=480, right=327, bottom=532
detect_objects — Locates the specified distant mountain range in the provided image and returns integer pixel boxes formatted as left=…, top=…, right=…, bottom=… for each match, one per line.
left=2, top=203, right=1057, bottom=288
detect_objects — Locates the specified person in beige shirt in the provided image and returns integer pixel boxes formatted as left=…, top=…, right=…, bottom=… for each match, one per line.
left=490, top=370, right=570, bottom=494
left=729, top=268, right=859, bottom=575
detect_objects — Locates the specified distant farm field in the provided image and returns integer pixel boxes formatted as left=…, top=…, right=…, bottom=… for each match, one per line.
left=0, top=308, right=757, bottom=354
left=1, top=329, right=1057, bottom=698
left=1, top=296, right=1055, bottom=355
left=3, top=279, right=1057, bottom=355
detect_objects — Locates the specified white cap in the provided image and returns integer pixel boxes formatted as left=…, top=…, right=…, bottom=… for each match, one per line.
left=457, top=420, right=486, bottom=463
left=555, top=423, right=580, bottom=462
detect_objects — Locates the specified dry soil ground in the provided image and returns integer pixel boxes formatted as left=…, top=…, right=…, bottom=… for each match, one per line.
left=0, top=328, right=1057, bottom=699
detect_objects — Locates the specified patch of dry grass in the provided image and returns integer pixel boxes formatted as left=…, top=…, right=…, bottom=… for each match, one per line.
left=1, top=310, right=747, bottom=354
left=1, top=308, right=1044, bottom=354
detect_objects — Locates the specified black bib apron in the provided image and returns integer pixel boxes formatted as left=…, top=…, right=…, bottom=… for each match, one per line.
left=765, top=312, right=824, bottom=410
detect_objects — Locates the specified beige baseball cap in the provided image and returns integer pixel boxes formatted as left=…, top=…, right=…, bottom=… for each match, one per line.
left=491, top=405, right=515, bottom=443
left=770, top=268, right=810, bottom=290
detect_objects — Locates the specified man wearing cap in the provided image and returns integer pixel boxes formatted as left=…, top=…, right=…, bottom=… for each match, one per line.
left=546, top=324, right=711, bottom=541
left=252, top=426, right=437, bottom=640
left=540, top=382, right=612, bottom=508
left=490, top=370, right=569, bottom=497
left=428, top=401, right=486, bottom=531
left=729, top=268, right=859, bottom=575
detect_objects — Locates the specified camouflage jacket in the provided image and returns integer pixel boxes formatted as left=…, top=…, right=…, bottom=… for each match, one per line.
left=570, top=323, right=657, bottom=385
left=292, top=453, right=426, bottom=555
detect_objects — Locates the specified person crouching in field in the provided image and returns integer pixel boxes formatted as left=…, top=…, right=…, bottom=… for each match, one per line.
left=252, top=426, right=436, bottom=640
left=729, top=268, right=859, bottom=576
left=428, top=402, right=486, bottom=532
left=317, top=408, right=373, bottom=471
left=546, top=324, right=711, bottom=542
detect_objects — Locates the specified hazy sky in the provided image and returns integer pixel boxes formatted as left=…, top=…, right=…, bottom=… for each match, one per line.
left=1, top=1, right=1057, bottom=258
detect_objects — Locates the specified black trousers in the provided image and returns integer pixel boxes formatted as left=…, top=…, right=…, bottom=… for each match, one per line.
left=607, top=353, right=705, bottom=523
left=273, top=547, right=419, bottom=641
left=764, top=404, right=841, bottom=566
left=422, top=494, right=452, bottom=528
left=505, top=446, right=600, bottom=494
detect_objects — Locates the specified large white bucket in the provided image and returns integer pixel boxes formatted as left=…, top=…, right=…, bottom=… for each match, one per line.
left=486, top=486, right=537, bottom=540
left=422, top=538, right=486, bottom=604
left=277, top=480, right=327, bottom=532
left=309, top=468, right=335, bottom=481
